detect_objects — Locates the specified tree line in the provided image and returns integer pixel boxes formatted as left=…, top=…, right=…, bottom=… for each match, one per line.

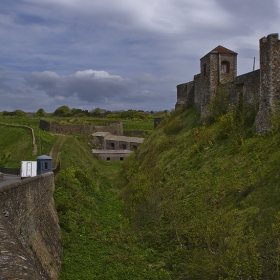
left=0, top=105, right=169, bottom=120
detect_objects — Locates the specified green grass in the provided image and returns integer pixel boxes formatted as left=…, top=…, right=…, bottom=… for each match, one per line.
left=0, top=117, right=171, bottom=279
left=5, top=110, right=280, bottom=278
left=0, top=125, right=35, bottom=167
left=55, top=135, right=172, bottom=279
left=0, top=117, right=58, bottom=159
left=120, top=107, right=280, bottom=279
left=122, top=120, right=154, bottom=132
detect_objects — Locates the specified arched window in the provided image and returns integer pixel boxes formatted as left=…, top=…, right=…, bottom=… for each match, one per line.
left=221, top=61, right=230, bottom=73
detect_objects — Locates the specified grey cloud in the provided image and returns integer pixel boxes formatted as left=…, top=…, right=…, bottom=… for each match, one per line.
left=24, top=70, right=165, bottom=105
left=0, top=0, right=280, bottom=113
left=215, top=0, right=279, bottom=27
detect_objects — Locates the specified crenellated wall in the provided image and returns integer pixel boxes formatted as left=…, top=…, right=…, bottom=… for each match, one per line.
left=0, top=173, right=62, bottom=279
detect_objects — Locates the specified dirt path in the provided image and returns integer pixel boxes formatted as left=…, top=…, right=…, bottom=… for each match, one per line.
left=49, top=135, right=67, bottom=168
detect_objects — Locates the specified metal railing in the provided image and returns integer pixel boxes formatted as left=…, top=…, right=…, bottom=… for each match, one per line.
left=0, top=167, right=20, bottom=176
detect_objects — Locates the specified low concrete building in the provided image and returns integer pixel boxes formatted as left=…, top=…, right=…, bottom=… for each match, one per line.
left=92, top=132, right=144, bottom=161
left=92, top=149, right=132, bottom=162
left=92, top=132, right=144, bottom=150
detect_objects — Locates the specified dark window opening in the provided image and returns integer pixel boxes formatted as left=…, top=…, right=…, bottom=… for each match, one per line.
left=221, top=61, right=230, bottom=73
left=203, top=63, right=207, bottom=76
left=42, top=162, right=48, bottom=170
left=106, top=157, right=110, bottom=161
left=120, top=157, right=124, bottom=161
left=122, top=144, right=127, bottom=149
left=110, top=143, right=115, bottom=149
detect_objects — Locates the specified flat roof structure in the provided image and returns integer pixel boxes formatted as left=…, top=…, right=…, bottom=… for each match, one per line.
left=92, top=149, right=132, bottom=162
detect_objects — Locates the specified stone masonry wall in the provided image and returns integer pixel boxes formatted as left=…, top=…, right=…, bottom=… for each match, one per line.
left=177, top=33, right=280, bottom=133
left=176, top=81, right=194, bottom=108
left=0, top=173, right=62, bottom=279
left=40, top=120, right=123, bottom=136
left=256, top=33, right=280, bottom=134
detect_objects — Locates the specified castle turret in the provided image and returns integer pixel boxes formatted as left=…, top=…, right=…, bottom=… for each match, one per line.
left=198, top=45, right=237, bottom=117
left=255, top=33, right=280, bottom=133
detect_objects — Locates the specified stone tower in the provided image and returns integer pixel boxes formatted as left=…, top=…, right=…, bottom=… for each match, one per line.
left=198, top=46, right=237, bottom=117
left=255, top=33, right=280, bottom=134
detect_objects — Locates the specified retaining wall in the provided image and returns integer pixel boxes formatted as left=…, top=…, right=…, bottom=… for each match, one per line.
left=0, top=173, right=62, bottom=279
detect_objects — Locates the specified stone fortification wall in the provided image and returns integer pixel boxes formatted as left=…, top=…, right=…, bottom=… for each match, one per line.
left=176, top=81, right=194, bottom=108
left=221, top=69, right=260, bottom=106
left=40, top=120, right=123, bottom=136
left=94, top=122, right=123, bottom=135
left=256, top=34, right=280, bottom=134
left=0, top=173, right=62, bottom=279
left=176, top=33, right=280, bottom=133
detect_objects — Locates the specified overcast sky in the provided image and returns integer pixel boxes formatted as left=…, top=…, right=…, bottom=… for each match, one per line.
left=1, top=0, right=280, bottom=113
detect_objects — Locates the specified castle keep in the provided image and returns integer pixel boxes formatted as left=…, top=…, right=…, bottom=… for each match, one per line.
left=176, top=33, right=280, bottom=134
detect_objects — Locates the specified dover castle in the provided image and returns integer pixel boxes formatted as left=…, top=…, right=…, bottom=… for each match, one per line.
left=176, top=33, right=280, bottom=134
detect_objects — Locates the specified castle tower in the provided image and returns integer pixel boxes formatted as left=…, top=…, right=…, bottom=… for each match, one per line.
left=255, top=33, right=280, bottom=133
left=198, top=46, right=237, bottom=117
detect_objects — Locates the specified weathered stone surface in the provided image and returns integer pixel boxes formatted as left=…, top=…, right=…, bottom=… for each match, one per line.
left=40, top=119, right=123, bottom=136
left=176, top=33, right=280, bottom=134
left=0, top=172, right=62, bottom=279
left=0, top=215, right=44, bottom=279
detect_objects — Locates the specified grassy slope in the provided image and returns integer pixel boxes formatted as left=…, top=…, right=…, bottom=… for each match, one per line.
left=0, top=117, right=58, bottom=164
left=0, top=118, right=171, bottom=279
left=55, top=135, right=172, bottom=279
left=121, top=107, right=280, bottom=279
left=5, top=111, right=280, bottom=279
left=0, top=125, right=34, bottom=167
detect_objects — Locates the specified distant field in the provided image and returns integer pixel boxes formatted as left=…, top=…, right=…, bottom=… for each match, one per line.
left=0, top=117, right=40, bottom=129
left=122, top=120, right=154, bottom=131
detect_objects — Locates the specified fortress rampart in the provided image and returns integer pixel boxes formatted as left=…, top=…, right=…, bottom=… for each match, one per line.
left=176, top=33, right=280, bottom=133
left=0, top=173, right=62, bottom=279
left=40, top=119, right=123, bottom=136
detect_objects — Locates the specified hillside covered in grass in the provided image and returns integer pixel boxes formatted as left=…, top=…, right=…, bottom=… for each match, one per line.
left=3, top=104, right=280, bottom=279
left=120, top=105, right=280, bottom=279
left=53, top=134, right=173, bottom=279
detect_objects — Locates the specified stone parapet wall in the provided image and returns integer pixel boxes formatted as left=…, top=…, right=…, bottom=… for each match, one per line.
left=176, top=81, right=195, bottom=108
left=0, top=173, right=62, bottom=279
left=94, top=122, right=123, bottom=135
